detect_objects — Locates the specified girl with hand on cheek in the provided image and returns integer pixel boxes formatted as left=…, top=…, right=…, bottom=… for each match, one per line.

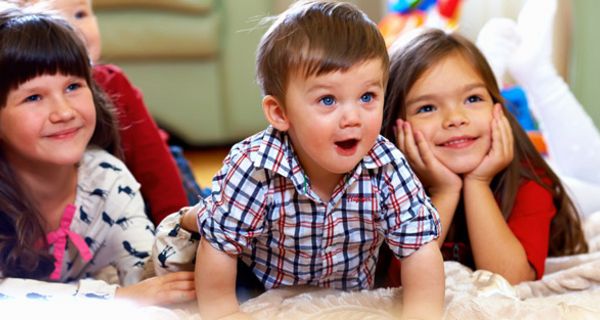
left=379, top=28, right=587, bottom=285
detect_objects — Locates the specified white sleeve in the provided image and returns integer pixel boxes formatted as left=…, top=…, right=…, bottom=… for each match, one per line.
left=0, top=278, right=117, bottom=299
left=152, top=206, right=200, bottom=276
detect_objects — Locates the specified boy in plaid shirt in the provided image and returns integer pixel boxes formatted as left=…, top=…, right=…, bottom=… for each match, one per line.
left=152, top=1, right=444, bottom=319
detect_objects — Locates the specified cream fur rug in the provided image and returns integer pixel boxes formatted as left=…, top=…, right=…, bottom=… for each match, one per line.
left=40, top=211, right=600, bottom=319
left=160, top=211, right=600, bottom=319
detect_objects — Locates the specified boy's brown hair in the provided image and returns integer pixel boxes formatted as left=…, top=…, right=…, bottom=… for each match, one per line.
left=256, top=0, right=389, bottom=104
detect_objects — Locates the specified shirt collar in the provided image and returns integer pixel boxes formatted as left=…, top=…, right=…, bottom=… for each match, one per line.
left=250, top=127, right=401, bottom=193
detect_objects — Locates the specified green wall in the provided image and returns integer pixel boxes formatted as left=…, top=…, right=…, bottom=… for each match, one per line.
left=571, top=0, right=600, bottom=128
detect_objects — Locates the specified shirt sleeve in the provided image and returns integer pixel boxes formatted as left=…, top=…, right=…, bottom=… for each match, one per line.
left=198, top=152, right=268, bottom=255
left=152, top=207, right=200, bottom=276
left=507, top=180, right=556, bottom=279
left=93, top=64, right=189, bottom=224
left=379, top=156, right=441, bottom=259
left=0, top=278, right=117, bottom=299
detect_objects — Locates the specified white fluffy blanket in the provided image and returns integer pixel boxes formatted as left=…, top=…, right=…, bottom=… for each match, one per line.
left=157, top=211, right=600, bottom=319
left=46, top=212, right=598, bottom=319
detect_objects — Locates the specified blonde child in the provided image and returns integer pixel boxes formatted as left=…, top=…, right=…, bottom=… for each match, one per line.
left=380, top=28, right=587, bottom=286
left=153, top=1, right=444, bottom=319
left=0, top=5, right=194, bottom=304
left=22, top=0, right=190, bottom=224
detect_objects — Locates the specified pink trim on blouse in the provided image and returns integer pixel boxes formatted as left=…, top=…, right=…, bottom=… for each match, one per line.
left=46, top=204, right=93, bottom=280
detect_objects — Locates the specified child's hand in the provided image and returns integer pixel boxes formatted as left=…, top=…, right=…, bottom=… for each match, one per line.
left=115, top=271, right=195, bottom=306
left=180, top=207, right=199, bottom=233
left=465, top=104, right=514, bottom=184
left=396, top=119, right=462, bottom=194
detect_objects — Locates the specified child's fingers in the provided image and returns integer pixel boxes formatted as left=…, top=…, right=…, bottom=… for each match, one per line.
left=165, top=279, right=196, bottom=291
left=159, top=288, right=196, bottom=305
left=495, top=105, right=513, bottom=159
left=160, top=271, right=195, bottom=282
left=401, top=122, right=426, bottom=169
left=395, top=119, right=405, bottom=152
left=414, top=131, right=436, bottom=167
left=501, top=110, right=514, bottom=159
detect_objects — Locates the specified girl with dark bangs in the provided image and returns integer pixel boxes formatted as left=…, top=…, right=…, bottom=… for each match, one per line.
left=0, top=5, right=194, bottom=304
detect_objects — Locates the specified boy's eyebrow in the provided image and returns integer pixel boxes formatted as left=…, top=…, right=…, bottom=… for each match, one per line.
left=307, top=79, right=383, bottom=92
left=406, top=83, right=486, bottom=106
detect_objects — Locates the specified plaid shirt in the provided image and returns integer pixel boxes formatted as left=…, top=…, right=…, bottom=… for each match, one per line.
left=198, top=126, right=440, bottom=290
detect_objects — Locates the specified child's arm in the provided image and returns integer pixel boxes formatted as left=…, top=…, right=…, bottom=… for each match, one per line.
left=463, top=105, right=535, bottom=283
left=400, top=241, right=445, bottom=320
left=115, top=271, right=195, bottom=305
left=0, top=274, right=194, bottom=305
left=396, top=119, right=461, bottom=243
left=151, top=207, right=200, bottom=276
left=195, top=239, right=241, bottom=320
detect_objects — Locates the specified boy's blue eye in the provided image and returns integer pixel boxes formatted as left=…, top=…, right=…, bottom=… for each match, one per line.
left=416, top=105, right=435, bottom=114
left=360, top=93, right=374, bottom=103
left=320, top=95, right=335, bottom=106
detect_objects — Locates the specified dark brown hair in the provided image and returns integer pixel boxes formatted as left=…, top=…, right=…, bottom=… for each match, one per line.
left=0, top=7, right=121, bottom=278
left=256, top=0, right=389, bottom=104
left=381, top=28, right=587, bottom=256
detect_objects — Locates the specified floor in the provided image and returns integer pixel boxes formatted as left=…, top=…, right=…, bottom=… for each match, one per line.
left=183, top=146, right=231, bottom=188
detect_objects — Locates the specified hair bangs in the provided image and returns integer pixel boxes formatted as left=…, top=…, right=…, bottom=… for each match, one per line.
left=0, top=13, right=91, bottom=106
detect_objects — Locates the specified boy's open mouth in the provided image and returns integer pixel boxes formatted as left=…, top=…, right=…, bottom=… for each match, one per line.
left=335, top=139, right=359, bottom=150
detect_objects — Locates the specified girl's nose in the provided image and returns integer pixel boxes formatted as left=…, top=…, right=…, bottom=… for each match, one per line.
left=443, top=108, right=469, bottom=129
left=49, top=98, right=76, bottom=123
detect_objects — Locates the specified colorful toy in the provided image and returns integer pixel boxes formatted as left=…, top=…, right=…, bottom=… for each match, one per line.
left=379, top=0, right=463, bottom=47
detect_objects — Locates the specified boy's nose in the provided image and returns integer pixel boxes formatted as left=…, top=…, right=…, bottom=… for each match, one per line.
left=340, top=104, right=361, bottom=127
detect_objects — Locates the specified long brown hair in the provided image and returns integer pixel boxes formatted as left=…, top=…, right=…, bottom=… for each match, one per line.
left=381, top=28, right=587, bottom=256
left=0, top=6, right=121, bottom=278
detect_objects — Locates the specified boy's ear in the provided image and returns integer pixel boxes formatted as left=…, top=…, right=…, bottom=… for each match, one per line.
left=262, top=95, right=289, bottom=131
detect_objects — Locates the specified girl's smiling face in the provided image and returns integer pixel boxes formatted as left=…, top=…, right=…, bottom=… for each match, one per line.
left=404, top=53, right=495, bottom=174
left=0, top=73, right=96, bottom=169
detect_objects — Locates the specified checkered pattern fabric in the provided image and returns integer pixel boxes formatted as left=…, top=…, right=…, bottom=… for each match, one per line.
left=197, top=126, right=440, bottom=290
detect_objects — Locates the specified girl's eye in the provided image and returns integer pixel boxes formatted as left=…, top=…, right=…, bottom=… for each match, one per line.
left=23, top=94, right=41, bottom=103
left=66, top=83, right=82, bottom=92
left=360, top=92, right=374, bottom=103
left=74, top=10, right=88, bottom=19
left=319, top=95, right=335, bottom=106
left=416, top=105, right=435, bottom=114
left=466, top=95, right=483, bottom=104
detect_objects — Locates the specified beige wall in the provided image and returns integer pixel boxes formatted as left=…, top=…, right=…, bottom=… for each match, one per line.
left=273, top=0, right=570, bottom=81
left=273, top=0, right=385, bottom=21
left=458, top=0, right=571, bottom=81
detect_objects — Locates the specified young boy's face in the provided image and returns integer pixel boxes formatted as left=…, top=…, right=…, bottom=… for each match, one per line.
left=50, top=0, right=101, bottom=63
left=282, top=58, right=385, bottom=179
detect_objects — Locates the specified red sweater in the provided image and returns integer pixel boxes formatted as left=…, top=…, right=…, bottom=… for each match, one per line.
left=379, top=178, right=556, bottom=286
left=93, top=64, right=188, bottom=223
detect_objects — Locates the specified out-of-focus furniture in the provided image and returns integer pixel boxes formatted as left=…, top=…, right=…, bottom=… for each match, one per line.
left=93, top=0, right=273, bottom=146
